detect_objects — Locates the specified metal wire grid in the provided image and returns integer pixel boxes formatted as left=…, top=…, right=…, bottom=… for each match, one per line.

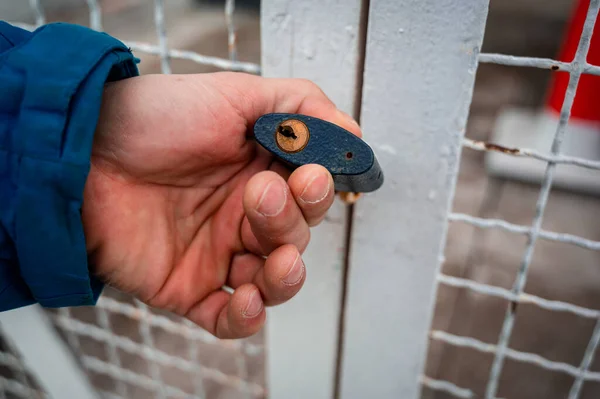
left=7, top=1, right=264, bottom=398
left=14, top=0, right=261, bottom=75
left=422, top=1, right=600, bottom=398
left=50, top=293, right=265, bottom=399
left=0, top=326, right=50, bottom=399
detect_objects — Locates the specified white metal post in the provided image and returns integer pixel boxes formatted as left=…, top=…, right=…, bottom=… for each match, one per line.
left=339, top=0, right=490, bottom=398
left=260, top=0, right=366, bottom=398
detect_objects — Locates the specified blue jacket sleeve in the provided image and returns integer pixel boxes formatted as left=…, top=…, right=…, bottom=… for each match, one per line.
left=0, top=21, right=139, bottom=311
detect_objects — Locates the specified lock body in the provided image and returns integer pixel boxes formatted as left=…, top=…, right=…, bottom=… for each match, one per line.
left=253, top=113, right=384, bottom=193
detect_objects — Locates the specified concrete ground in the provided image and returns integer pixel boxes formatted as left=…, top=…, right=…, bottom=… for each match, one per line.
left=3, top=0, right=600, bottom=398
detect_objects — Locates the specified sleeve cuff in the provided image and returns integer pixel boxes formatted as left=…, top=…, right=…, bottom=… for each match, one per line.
left=7, top=23, right=139, bottom=307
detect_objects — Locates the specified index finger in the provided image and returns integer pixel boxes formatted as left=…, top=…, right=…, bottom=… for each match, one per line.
left=209, top=72, right=362, bottom=138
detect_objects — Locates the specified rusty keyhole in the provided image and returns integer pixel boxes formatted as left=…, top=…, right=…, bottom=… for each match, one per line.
left=275, top=119, right=310, bottom=153
left=278, top=125, right=297, bottom=139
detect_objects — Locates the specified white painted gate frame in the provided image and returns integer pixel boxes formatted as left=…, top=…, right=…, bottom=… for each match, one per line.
left=262, top=0, right=489, bottom=398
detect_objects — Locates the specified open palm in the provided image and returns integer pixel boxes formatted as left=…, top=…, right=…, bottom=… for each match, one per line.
left=82, top=72, right=361, bottom=338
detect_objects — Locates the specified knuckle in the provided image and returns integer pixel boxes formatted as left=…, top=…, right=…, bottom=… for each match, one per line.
left=298, top=78, right=323, bottom=94
left=308, top=214, right=326, bottom=227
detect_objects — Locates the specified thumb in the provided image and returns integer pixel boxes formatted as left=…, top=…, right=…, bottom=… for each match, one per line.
left=208, top=72, right=362, bottom=138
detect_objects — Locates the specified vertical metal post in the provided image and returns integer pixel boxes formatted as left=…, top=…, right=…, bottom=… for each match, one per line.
left=260, top=0, right=367, bottom=397
left=153, top=0, right=171, bottom=74
left=85, top=0, right=103, bottom=32
left=339, top=0, right=490, bottom=397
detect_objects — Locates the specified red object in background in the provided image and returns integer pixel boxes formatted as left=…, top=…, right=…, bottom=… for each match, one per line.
left=546, top=0, right=600, bottom=122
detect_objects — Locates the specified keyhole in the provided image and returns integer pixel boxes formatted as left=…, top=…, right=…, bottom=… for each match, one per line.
left=278, top=125, right=297, bottom=139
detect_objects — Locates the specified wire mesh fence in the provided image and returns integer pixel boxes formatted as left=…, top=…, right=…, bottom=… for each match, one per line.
left=46, top=288, right=265, bottom=399
left=2, top=1, right=264, bottom=398
left=422, top=1, right=600, bottom=398
left=0, top=326, right=49, bottom=399
left=11, top=0, right=261, bottom=74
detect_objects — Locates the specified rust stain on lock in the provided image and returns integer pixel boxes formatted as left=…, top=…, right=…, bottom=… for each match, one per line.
left=275, top=119, right=310, bottom=153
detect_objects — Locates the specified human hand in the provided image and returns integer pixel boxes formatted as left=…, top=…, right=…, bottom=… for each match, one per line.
left=83, top=72, right=361, bottom=338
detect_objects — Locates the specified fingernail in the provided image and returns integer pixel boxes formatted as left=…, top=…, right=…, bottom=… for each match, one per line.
left=257, top=180, right=286, bottom=216
left=243, top=290, right=263, bottom=318
left=300, top=172, right=330, bottom=204
left=282, top=254, right=305, bottom=286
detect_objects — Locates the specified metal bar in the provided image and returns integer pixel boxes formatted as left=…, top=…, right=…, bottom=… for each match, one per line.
left=485, top=4, right=600, bottom=394
left=0, top=343, right=39, bottom=399
left=82, top=356, right=190, bottom=398
left=235, top=354, right=250, bottom=399
left=125, top=41, right=260, bottom=74
left=479, top=53, right=600, bottom=77
left=6, top=23, right=261, bottom=74
left=420, top=376, right=474, bottom=399
left=261, top=0, right=366, bottom=397
left=448, top=213, right=600, bottom=251
left=0, top=351, right=22, bottom=369
left=438, top=274, right=600, bottom=320
left=153, top=0, right=171, bottom=74
left=0, top=328, right=30, bottom=396
left=584, top=64, right=600, bottom=75
left=98, top=297, right=263, bottom=355
left=431, top=330, right=600, bottom=382
left=51, top=314, right=263, bottom=396
left=85, top=0, right=103, bottom=31
left=225, top=0, right=237, bottom=61
left=183, top=319, right=207, bottom=398
left=568, top=319, right=600, bottom=399
left=0, top=376, right=45, bottom=399
left=479, top=53, right=572, bottom=72
left=134, top=301, right=166, bottom=399
left=96, top=308, right=128, bottom=398
left=28, top=0, right=45, bottom=27
left=463, top=138, right=600, bottom=170
left=57, top=308, right=82, bottom=355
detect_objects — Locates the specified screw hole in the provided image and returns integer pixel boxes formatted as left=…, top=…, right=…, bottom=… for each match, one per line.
left=278, top=125, right=297, bottom=139
left=345, top=152, right=353, bottom=160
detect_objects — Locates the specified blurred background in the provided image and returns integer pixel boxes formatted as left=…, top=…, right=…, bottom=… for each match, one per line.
left=1, top=0, right=600, bottom=398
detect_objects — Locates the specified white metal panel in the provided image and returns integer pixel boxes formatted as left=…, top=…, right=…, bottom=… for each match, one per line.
left=339, top=0, right=490, bottom=397
left=0, top=305, right=99, bottom=399
left=260, top=0, right=366, bottom=398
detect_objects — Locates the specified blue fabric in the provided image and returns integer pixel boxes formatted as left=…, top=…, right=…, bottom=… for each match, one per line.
left=0, top=21, right=139, bottom=311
